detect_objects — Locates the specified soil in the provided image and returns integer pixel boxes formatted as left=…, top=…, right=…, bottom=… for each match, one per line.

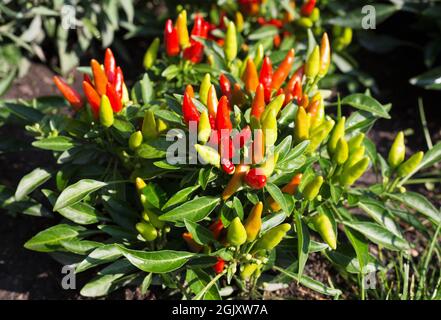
left=0, top=11, right=440, bottom=300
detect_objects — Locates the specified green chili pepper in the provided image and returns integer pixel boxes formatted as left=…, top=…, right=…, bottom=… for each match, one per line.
left=311, top=212, right=336, bottom=250
left=199, top=73, right=211, bottom=106
left=388, top=131, right=405, bottom=169
left=343, top=146, right=365, bottom=171
left=293, top=106, right=311, bottom=143
left=253, top=223, right=291, bottom=251
left=333, top=137, right=348, bottom=165
left=129, top=130, right=143, bottom=150
left=227, top=217, right=247, bottom=246
left=339, top=157, right=369, bottom=186
left=143, top=37, right=160, bottom=70
left=99, top=94, right=114, bottom=128
left=136, top=221, right=158, bottom=241
left=262, top=109, right=278, bottom=147
left=260, top=94, right=285, bottom=121
left=303, top=175, right=324, bottom=201
left=142, top=109, right=158, bottom=139
left=327, top=116, right=345, bottom=155
left=241, top=263, right=259, bottom=280
left=142, top=209, right=165, bottom=229
left=305, top=45, right=320, bottom=81
left=307, top=118, right=335, bottom=153
left=254, top=43, right=264, bottom=69
left=397, top=151, right=424, bottom=177
left=224, top=21, right=238, bottom=62
left=198, top=111, right=211, bottom=144
left=348, top=133, right=365, bottom=153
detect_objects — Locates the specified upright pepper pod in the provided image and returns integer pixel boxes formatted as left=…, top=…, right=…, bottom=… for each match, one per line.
left=144, top=37, right=160, bottom=70
left=182, top=90, right=200, bottom=124
left=311, top=212, right=336, bottom=250
left=183, top=40, right=204, bottom=64
left=303, top=175, right=323, bottom=201
left=260, top=93, right=285, bottom=121
left=235, top=11, right=244, bottom=32
left=259, top=152, right=279, bottom=177
left=293, top=106, right=311, bottom=143
left=99, top=95, right=114, bottom=128
left=307, top=118, right=335, bottom=153
left=91, top=59, right=108, bottom=96
left=224, top=21, right=238, bottom=62
left=164, top=19, right=180, bottom=56
left=185, top=84, right=195, bottom=98
left=226, top=217, right=247, bottom=246
left=142, top=209, right=165, bottom=229
left=309, top=92, right=324, bottom=129
left=114, top=67, right=124, bottom=98
left=53, top=76, right=84, bottom=110
left=254, top=43, right=264, bottom=69
left=106, top=82, right=122, bottom=113
left=244, top=201, right=263, bottom=242
left=348, top=133, right=365, bottom=153
left=301, top=0, right=316, bottom=16
left=388, top=131, right=405, bottom=169
left=198, top=111, right=211, bottom=144
left=176, top=10, right=190, bottom=49
left=318, top=32, right=331, bottom=77
left=397, top=151, right=424, bottom=178
left=271, top=49, right=295, bottom=91
left=199, top=73, right=211, bottom=106
left=222, top=164, right=250, bottom=201
left=327, top=116, right=346, bottom=155
left=219, top=74, right=232, bottom=100
left=195, top=144, right=221, bottom=168
left=142, top=109, right=158, bottom=139
left=251, top=83, right=265, bottom=120
left=343, top=146, right=365, bottom=171
left=259, top=56, right=273, bottom=102
left=207, top=85, right=218, bottom=118
left=129, top=131, right=143, bottom=150
left=216, top=96, right=232, bottom=135
left=212, top=257, right=225, bottom=274
left=268, top=173, right=302, bottom=212
left=333, top=137, right=349, bottom=165
left=241, top=263, right=258, bottom=280
left=104, top=48, right=116, bottom=83
left=305, top=46, right=320, bottom=82
left=242, top=58, right=259, bottom=93
left=253, top=223, right=291, bottom=251
left=339, top=157, right=369, bottom=186
left=252, top=128, right=265, bottom=164
left=262, top=109, right=278, bottom=147
left=284, top=65, right=304, bottom=97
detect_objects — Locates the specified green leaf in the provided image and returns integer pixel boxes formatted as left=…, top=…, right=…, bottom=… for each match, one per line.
left=410, top=66, right=441, bottom=90
left=160, top=196, right=221, bottom=223
left=248, top=25, right=279, bottom=40
left=80, top=274, right=126, bottom=297
left=136, top=143, right=166, bottom=159
left=341, top=94, right=390, bottom=119
left=184, top=219, right=215, bottom=245
left=24, top=224, right=85, bottom=252
left=387, top=192, right=441, bottom=225
left=117, top=246, right=194, bottom=273
left=32, top=136, right=75, bottom=151
left=358, top=199, right=402, bottom=237
left=140, top=273, right=153, bottom=295
left=141, top=183, right=167, bottom=209
left=60, top=239, right=104, bottom=255
left=186, top=269, right=221, bottom=300
left=162, top=185, right=200, bottom=210
left=265, top=183, right=290, bottom=215
left=15, top=168, right=51, bottom=200
left=342, top=221, right=410, bottom=251
left=53, top=179, right=107, bottom=211
left=344, top=228, right=369, bottom=274
left=274, top=266, right=342, bottom=297
left=76, top=244, right=122, bottom=273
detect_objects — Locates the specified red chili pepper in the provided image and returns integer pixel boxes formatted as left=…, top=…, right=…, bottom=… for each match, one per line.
left=285, top=65, right=304, bottom=96
left=82, top=80, right=101, bottom=118
left=244, top=168, right=267, bottom=189
left=271, top=48, right=295, bottom=91
left=219, top=74, right=232, bottom=100
left=213, top=257, right=225, bottom=274
left=53, top=76, right=83, bottom=111
left=293, top=81, right=302, bottom=103
left=301, top=0, right=316, bottom=17
left=259, top=56, right=273, bottom=103
left=216, top=96, right=232, bottom=133
left=182, top=91, right=200, bottom=124
left=307, top=98, right=320, bottom=117
left=251, top=83, right=265, bottom=119
left=90, top=59, right=108, bottom=96
left=164, top=19, right=180, bottom=57
left=183, top=40, right=204, bottom=63
left=221, top=158, right=236, bottom=175
left=106, top=82, right=122, bottom=113
left=104, top=48, right=116, bottom=84
left=273, top=34, right=281, bottom=48
left=209, top=219, right=224, bottom=239
left=191, top=15, right=204, bottom=37
left=114, top=67, right=124, bottom=99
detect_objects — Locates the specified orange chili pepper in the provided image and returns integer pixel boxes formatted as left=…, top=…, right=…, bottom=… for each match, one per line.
left=90, top=59, right=108, bottom=96
left=82, top=80, right=101, bottom=118
left=268, top=173, right=302, bottom=211
left=251, top=83, right=265, bottom=120
left=52, top=76, right=83, bottom=111
left=271, top=48, right=295, bottom=91
left=242, top=58, right=259, bottom=93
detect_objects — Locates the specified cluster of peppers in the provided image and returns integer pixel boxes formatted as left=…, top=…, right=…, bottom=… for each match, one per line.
left=53, top=48, right=129, bottom=127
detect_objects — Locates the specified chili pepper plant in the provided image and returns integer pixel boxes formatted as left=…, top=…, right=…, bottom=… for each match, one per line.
left=4, top=16, right=441, bottom=300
